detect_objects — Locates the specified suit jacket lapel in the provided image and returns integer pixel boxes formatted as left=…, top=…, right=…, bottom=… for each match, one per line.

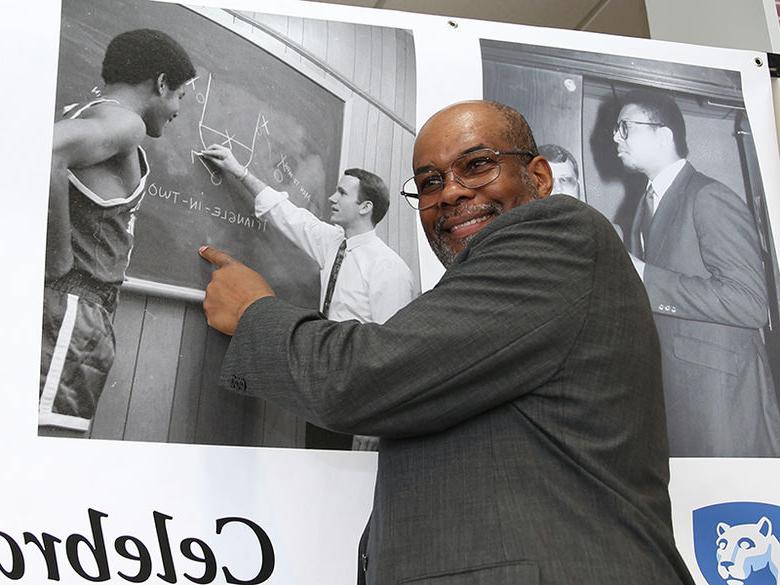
left=644, top=161, right=694, bottom=263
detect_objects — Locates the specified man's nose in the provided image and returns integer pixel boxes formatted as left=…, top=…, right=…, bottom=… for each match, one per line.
left=437, top=172, right=474, bottom=207
left=328, top=193, right=338, bottom=203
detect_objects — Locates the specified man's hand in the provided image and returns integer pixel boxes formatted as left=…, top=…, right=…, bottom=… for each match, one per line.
left=199, top=144, right=245, bottom=179
left=199, top=144, right=268, bottom=196
left=200, top=246, right=275, bottom=335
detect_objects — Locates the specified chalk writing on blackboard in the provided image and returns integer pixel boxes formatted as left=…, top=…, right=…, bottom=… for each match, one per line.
left=145, top=181, right=269, bottom=232
left=187, top=73, right=270, bottom=186
left=185, top=74, right=317, bottom=206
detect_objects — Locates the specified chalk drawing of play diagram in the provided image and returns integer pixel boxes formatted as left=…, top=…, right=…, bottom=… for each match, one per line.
left=188, top=74, right=271, bottom=186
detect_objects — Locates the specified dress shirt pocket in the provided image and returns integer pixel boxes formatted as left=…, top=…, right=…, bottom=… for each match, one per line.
left=399, top=560, right=539, bottom=585
left=672, top=333, right=739, bottom=376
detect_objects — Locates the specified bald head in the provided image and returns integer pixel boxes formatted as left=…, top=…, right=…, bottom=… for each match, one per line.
left=417, top=101, right=538, bottom=162
left=413, top=100, right=552, bottom=267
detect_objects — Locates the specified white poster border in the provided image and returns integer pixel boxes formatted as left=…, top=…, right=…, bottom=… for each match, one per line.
left=1, top=1, right=779, bottom=584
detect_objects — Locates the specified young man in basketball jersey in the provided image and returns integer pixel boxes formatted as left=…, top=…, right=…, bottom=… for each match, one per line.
left=39, top=29, right=195, bottom=436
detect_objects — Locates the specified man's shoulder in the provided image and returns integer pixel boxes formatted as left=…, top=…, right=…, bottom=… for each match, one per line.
left=362, top=235, right=411, bottom=271
left=681, top=164, right=747, bottom=213
left=455, top=195, right=601, bottom=269
left=57, top=102, right=146, bottom=152
left=679, top=163, right=733, bottom=196
left=480, top=195, right=596, bottom=239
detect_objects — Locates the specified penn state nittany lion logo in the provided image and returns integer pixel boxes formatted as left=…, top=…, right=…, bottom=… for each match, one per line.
left=715, top=517, right=780, bottom=585
left=694, top=502, right=780, bottom=585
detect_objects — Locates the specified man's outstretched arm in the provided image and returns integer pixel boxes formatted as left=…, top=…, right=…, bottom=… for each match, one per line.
left=200, top=144, right=340, bottom=268
left=199, top=144, right=268, bottom=202
left=201, top=200, right=605, bottom=438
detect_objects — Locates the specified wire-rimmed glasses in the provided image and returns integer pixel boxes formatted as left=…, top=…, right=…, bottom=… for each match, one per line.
left=400, top=148, right=536, bottom=210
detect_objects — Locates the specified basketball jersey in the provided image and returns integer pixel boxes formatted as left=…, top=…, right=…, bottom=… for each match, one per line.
left=65, top=100, right=149, bottom=285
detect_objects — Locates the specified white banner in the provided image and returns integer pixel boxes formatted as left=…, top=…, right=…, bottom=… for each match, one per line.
left=1, top=1, right=778, bottom=583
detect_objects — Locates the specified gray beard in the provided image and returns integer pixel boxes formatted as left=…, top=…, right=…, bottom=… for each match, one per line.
left=429, top=201, right=502, bottom=268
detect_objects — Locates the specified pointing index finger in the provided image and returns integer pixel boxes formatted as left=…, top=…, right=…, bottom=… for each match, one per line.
left=199, top=245, right=234, bottom=267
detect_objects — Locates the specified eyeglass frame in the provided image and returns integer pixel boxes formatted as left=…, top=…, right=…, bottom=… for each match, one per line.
left=400, top=148, right=537, bottom=210
left=612, top=119, right=665, bottom=140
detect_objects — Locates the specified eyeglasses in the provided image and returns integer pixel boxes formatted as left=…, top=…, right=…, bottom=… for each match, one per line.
left=612, top=119, right=665, bottom=140
left=401, top=148, right=536, bottom=210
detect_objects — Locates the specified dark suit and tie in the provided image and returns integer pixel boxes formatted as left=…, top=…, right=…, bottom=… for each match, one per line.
left=202, top=101, right=694, bottom=585
left=630, top=162, right=780, bottom=456
left=616, top=90, right=780, bottom=457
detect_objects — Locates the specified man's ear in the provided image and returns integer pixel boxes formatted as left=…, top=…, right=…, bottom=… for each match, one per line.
left=155, top=73, right=169, bottom=96
left=658, top=126, right=675, bottom=149
left=359, top=200, right=373, bottom=216
left=527, top=156, right=553, bottom=198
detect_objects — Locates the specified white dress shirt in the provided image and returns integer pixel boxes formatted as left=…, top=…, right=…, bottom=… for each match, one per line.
left=254, top=186, right=416, bottom=324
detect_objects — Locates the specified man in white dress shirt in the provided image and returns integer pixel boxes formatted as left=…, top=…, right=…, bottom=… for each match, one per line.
left=202, top=144, right=416, bottom=323
left=614, top=89, right=780, bottom=456
left=202, top=144, right=417, bottom=449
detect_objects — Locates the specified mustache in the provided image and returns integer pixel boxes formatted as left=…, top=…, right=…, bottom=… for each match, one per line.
left=433, top=202, right=504, bottom=236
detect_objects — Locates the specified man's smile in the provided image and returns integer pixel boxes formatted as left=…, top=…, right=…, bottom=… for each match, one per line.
left=435, top=203, right=502, bottom=240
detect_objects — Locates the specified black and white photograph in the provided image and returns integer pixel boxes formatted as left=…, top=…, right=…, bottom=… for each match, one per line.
left=482, top=39, right=780, bottom=457
left=39, top=0, right=419, bottom=449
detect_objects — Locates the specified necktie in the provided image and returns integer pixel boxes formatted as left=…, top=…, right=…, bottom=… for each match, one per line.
left=638, top=184, right=656, bottom=260
left=322, top=239, right=347, bottom=318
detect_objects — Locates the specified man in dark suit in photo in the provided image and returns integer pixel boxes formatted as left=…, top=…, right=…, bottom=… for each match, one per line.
left=614, top=89, right=780, bottom=457
left=199, top=100, right=694, bottom=584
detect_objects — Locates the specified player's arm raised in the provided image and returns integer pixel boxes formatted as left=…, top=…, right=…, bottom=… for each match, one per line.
left=47, top=108, right=146, bottom=280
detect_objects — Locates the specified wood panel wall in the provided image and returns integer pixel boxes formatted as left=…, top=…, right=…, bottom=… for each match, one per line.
left=90, top=13, right=418, bottom=447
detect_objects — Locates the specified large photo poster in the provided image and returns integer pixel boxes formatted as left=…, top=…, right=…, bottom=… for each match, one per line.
left=481, top=40, right=780, bottom=458
left=1, top=0, right=780, bottom=584
left=40, top=0, right=419, bottom=451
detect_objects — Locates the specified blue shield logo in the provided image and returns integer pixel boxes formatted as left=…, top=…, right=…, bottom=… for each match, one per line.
left=693, top=502, right=780, bottom=585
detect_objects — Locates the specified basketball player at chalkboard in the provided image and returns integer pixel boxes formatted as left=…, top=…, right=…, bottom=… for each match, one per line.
left=202, top=144, right=417, bottom=449
left=39, top=30, right=196, bottom=436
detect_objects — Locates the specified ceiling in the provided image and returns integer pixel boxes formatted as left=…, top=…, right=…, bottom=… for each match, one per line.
left=303, top=0, right=651, bottom=38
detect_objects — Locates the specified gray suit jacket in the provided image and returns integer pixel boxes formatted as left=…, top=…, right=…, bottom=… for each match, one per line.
left=630, top=162, right=780, bottom=457
left=222, top=196, right=693, bottom=585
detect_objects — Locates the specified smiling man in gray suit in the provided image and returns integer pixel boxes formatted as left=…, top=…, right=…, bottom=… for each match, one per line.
left=199, top=100, right=694, bottom=585
left=615, top=89, right=780, bottom=457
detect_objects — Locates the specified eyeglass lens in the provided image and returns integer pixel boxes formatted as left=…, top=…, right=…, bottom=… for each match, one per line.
left=614, top=120, right=628, bottom=139
left=415, top=150, right=501, bottom=194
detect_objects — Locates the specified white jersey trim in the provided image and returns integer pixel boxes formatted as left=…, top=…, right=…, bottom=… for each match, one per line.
left=65, top=99, right=150, bottom=208
left=67, top=146, right=149, bottom=208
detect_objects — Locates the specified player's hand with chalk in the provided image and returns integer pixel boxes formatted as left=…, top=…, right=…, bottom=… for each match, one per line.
left=199, top=245, right=275, bottom=336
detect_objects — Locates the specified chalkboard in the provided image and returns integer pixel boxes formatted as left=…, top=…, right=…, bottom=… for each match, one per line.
left=55, top=0, right=345, bottom=307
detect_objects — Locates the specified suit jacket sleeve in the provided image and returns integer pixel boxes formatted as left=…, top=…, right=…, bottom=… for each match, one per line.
left=643, top=180, right=768, bottom=328
left=221, top=199, right=595, bottom=437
